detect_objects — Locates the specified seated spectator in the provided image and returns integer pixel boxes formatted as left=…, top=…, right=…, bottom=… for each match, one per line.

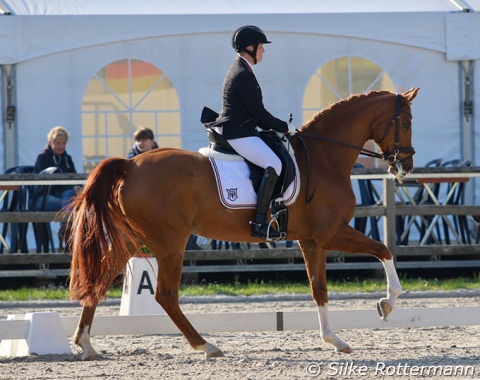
left=128, top=127, right=159, bottom=158
left=34, top=126, right=80, bottom=211
left=34, top=126, right=81, bottom=251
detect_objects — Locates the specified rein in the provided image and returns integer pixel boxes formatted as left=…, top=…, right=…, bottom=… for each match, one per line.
left=295, top=134, right=316, bottom=204
left=294, top=94, right=416, bottom=203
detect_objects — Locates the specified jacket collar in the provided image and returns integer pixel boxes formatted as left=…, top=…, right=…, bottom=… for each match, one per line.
left=238, top=56, right=254, bottom=73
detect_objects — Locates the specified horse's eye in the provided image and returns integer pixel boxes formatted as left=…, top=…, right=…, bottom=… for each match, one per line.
left=402, top=122, right=411, bottom=130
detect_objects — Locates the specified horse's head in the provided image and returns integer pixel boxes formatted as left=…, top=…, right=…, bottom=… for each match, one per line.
left=375, top=87, right=419, bottom=181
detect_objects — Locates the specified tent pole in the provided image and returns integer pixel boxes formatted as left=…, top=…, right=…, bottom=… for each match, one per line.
left=1, top=64, right=16, bottom=170
left=460, top=60, right=475, bottom=204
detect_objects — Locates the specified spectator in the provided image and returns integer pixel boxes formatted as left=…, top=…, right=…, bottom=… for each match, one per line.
left=128, top=127, right=159, bottom=158
left=34, top=126, right=81, bottom=251
left=34, top=126, right=80, bottom=211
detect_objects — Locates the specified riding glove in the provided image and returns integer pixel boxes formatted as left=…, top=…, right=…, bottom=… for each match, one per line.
left=287, top=123, right=298, bottom=135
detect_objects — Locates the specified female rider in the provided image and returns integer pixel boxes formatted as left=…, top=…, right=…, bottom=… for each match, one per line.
left=213, top=25, right=297, bottom=239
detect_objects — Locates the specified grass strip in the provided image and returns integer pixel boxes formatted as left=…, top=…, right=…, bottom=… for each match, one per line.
left=0, top=275, right=478, bottom=302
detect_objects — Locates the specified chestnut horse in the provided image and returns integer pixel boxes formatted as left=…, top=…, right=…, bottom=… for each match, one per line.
left=69, top=88, right=419, bottom=360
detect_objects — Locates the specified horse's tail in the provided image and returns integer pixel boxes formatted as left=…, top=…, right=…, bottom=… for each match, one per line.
left=69, top=157, right=144, bottom=307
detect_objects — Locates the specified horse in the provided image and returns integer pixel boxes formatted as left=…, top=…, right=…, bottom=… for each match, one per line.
left=69, top=87, right=420, bottom=360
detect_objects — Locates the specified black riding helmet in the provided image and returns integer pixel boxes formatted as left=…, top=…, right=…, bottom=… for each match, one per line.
left=231, top=25, right=271, bottom=64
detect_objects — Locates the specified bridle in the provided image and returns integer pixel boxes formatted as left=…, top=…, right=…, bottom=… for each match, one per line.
left=376, top=94, right=416, bottom=166
left=297, top=93, right=415, bottom=167
left=294, top=93, right=416, bottom=203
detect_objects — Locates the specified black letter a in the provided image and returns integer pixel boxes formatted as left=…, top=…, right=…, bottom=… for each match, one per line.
left=137, top=270, right=155, bottom=295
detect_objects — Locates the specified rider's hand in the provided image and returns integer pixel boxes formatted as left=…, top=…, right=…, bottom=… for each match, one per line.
left=287, top=123, right=298, bottom=135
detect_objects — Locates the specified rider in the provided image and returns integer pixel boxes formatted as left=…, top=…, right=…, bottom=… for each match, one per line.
left=213, top=25, right=297, bottom=239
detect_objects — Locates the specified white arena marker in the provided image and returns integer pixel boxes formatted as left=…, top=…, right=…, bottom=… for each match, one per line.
left=0, top=314, right=26, bottom=356
left=119, top=257, right=166, bottom=316
left=14, top=312, right=71, bottom=357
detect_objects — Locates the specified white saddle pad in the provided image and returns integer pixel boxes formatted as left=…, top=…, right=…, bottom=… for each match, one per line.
left=199, top=147, right=300, bottom=210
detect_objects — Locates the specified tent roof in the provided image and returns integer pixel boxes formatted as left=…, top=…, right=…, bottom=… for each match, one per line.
left=0, top=0, right=478, bottom=63
left=2, top=0, right=479, bottom=15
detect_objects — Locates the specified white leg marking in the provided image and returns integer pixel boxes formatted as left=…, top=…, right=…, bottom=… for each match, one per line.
left=76, top=326, right=99, bottom=361
left=317, top=304, right=351, bottom=353
left=377, top=259, right=402, bottom=320
left=383, top=258, right=402, bottom=301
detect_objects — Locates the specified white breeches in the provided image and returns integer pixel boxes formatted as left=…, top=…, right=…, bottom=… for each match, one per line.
left=227, top=136, right=282, bottom=176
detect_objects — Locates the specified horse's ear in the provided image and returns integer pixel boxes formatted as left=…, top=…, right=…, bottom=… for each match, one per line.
left=404, top=87, right=420, bottom=102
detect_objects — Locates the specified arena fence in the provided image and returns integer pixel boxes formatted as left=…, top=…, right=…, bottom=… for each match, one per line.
left=1, top=167, right=480, bottom=278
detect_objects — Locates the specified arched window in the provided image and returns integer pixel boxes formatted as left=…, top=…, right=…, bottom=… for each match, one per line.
left=81, top=59, right=180, bottom=172
left=303, top=56, right=395, bottom=167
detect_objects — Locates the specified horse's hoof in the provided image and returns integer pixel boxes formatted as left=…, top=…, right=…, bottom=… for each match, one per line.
left=81, top=352, right=100, bottom=361
left=337, top=345, right=353, bottom=354
left=79, top=345, right=100, bottom=361
left=376, top=299, right=393, bottom=320
left=197, top=342, right=224, bottom=358
left=206, top=349, right=224, bottom=358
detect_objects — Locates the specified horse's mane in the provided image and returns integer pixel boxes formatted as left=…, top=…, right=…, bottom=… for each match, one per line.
left=302, top=90, right=392, bottom=130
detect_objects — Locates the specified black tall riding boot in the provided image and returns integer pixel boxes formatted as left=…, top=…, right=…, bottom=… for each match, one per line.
left=250, top=167, right=282, bottom=240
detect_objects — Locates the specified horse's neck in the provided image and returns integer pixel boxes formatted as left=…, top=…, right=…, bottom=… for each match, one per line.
left=303, top=96, right=389, bottom=170
left=305, top=117, right=373, bottom=171
left=331, top=102, right=379, bottom=138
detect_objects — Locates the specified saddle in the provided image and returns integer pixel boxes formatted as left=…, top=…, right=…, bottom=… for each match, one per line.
left=201, top=107, right=297, bottom=238
left=201, top=107, right=296, bottom=199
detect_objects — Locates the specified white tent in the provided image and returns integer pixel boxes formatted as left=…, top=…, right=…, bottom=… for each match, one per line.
left=1, top=0, right=479, bottom=201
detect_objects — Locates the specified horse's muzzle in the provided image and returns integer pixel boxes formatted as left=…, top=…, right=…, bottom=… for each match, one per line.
left=388, top=160, right=413, bottom=181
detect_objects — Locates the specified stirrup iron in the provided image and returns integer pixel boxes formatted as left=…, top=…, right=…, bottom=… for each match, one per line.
left=267, top=214, right=286, bottom=242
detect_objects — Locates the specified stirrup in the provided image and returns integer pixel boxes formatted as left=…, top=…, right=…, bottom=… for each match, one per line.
left=267, top=215, right=287, bottom=242
left=250, top=220, right=286, bottom=242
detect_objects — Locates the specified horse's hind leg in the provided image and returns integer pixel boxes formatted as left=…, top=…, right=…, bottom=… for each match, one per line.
left=148, top=239, right=223, bottom=358
left=72, top=268, right=127, bottom=361
left=73, top=305, right=99, bottom=361
left=298, top=239, right=352, bottom=353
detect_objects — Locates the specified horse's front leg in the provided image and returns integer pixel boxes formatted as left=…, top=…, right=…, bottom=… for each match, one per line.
left=298, top=239, right=352, bottom=353
left=376, top=258, right=402, bottom=319
left=73, top=305, right=99, bottom=361
left=330, top=224, right=402, bottom=319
